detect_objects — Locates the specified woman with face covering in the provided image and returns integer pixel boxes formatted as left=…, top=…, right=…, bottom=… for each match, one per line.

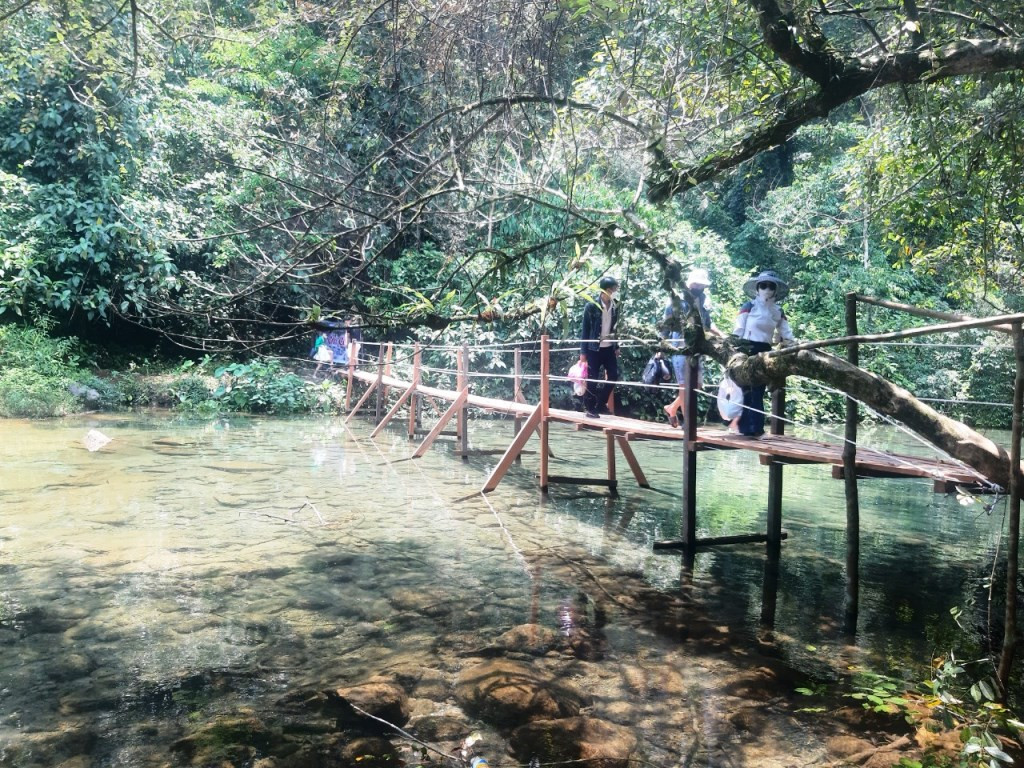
left=730, top=270, right=795, bottom=436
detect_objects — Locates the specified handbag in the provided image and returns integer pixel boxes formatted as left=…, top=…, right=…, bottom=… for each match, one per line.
left=567, top=360, right=588, bottom=397
left=717, top=374, right=744, bottom=421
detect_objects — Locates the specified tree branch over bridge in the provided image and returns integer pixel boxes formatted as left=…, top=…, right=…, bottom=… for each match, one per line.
left=647, top=8, right=1024, bottom=203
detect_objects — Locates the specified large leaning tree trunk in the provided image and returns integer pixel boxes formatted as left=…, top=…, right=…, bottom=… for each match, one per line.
left=674, top=312, right=1024, bottom=490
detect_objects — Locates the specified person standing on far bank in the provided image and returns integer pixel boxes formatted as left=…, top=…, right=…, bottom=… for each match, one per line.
left=579, top=276, right=620, bottom=419
left=731, top=270, right=795, bottom=436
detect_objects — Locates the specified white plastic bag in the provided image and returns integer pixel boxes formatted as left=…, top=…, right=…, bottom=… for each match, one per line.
left=717, top=374, right=743, bottom=421
left=568, top=360, right=588, bottom=397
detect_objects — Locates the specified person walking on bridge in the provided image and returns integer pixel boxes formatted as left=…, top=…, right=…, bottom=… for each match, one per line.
left=579, top=276, right=620, bottom=419
left=731, top=270, right=795, bottom=436
left=660, top=267, right=721, bottom=428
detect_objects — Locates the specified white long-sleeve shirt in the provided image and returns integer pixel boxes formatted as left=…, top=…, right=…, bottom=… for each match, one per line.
left=732, top=298, right=794, bottom=343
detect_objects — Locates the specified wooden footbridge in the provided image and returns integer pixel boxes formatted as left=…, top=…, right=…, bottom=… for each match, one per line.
left=338, top=333, right=995, bottom=551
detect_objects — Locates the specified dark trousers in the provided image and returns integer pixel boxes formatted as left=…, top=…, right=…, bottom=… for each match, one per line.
left=583, top=347, right=619, bottom=413
left=738, top=341, right=771, bottom=435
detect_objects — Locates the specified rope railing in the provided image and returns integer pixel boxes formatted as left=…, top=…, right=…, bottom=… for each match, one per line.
left=305, top=328, right=1011, bottom=493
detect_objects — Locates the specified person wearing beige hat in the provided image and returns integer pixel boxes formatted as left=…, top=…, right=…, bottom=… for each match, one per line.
left=660, top=267, right=721, bottom=428
left=730, top=269, right=795, bottom=436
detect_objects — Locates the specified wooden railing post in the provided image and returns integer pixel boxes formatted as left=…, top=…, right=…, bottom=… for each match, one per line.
left=766, top=386, right=786, bottom=546
left=408, top=344, right=421, bottom=440
left=540, top=335, right=550, bottom=492
left=843, top=292, right=861, bottom=635
left=680, top=354, right=699, bottom=550
left=376, top=342, right=393, bottom=421
left=514, top=347, right=524, bottom=463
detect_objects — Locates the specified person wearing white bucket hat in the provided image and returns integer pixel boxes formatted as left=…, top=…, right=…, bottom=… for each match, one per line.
left=730, top=269, right=795, bottom=436
left=659, top=267, right=721, bottom=428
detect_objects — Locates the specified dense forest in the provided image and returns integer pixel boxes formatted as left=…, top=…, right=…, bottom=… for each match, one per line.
left=0, top=0, right=1020, bottom=427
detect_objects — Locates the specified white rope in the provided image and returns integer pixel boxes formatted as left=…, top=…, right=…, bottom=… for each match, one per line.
left=870, top=341, right=1014, bottom=350
left=918, top=397, right=1014, bottom=408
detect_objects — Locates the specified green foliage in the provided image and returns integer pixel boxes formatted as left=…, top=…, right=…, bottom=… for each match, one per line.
left=921, top=655, right=1022, bottom=768
left=798, top=658, right=1023, bottom=768
left=0, top=367, right=76, bottom=417
left=0, top=321, right=83, bottom=416
left=211, top=360, right=319, bottom=415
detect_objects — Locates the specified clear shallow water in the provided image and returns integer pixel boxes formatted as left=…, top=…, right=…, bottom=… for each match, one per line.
left=0, top=413, right=1008, bottom=766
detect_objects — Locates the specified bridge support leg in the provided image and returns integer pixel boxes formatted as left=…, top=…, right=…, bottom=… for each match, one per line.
left=513, top=348, right=524, bottom=464
left=538, top=335, right=551, bottom=492
left=843, top=293, right=861, bottom=636
left=680, top=356, right=699, bottom=550
left=766, top=387, right=786, bottom=545
left=605, top=432, right=618, bottom=492
left=458, top=343, right=469, bottom=460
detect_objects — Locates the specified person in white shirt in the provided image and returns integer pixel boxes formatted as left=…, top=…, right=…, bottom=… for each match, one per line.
left=730, top=270, right=795, bottom=436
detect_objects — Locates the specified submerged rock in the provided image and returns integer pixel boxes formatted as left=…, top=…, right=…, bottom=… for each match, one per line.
left=340, top=736, right=400, bottom=768
left=333, top=679, right=410, bottom=730
left=171, top=713, right=279, bottom=765
left=455, top=659, right=588, bottom=725
left=510, top=716, right=638, bottom=768
left=495, top=624, right=559, bottom=655
left=409, top=714, right=472, bottom=742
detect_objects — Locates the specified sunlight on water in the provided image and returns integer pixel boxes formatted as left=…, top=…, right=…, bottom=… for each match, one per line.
left=0, top=413, right=1007, bottom=767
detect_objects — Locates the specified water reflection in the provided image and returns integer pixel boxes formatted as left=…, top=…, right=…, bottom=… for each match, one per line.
left=0, top=414, right=1005, bottom=766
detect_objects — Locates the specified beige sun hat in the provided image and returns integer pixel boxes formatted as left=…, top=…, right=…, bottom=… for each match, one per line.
left=686, top=267, right=711, bottom=287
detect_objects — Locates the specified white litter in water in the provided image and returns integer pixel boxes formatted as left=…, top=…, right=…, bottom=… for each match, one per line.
left=83, top=429, right=112, bottom=452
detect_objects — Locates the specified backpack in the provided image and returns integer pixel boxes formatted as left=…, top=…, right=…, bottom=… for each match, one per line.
left=642, top=355, right=671, bottom=386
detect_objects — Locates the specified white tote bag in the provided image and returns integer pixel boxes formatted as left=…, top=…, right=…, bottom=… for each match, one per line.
left=717, top=374, right=744, bottom=421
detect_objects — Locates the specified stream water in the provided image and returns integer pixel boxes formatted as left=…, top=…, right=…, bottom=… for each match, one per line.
left=0, top=412, right=1010, bottom=767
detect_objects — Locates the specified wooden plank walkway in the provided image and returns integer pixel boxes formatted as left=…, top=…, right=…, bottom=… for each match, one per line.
left=348, top=368, right=987, bottom=492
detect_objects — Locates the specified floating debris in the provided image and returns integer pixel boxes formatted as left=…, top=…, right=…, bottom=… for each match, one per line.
left=83, top=429, right=112, bottom=452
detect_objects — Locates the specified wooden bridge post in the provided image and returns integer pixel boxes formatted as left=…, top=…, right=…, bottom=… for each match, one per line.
left=345, top=347, right=356, bottom=412
left=997, top=322, right=1023, bottom=696
left=408, top=344, right=421, bottom=440
left=680, top=354, right=699, bottom=549
left=605, top=432, right=618, bottom=492
left=540, top=335, right=551, bottom=492
left=458, top=343, right=469, bottom=460
left=843, top=292, right=861, bottom=635
left=374, top=344, right=386, bottom=422
left=766, top=387, right=786, bottom=546
left=514, top=347, right=524, bottom=463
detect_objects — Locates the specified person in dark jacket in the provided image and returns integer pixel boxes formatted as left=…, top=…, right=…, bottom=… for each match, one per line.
left=578, top=276, right=620, bottom=418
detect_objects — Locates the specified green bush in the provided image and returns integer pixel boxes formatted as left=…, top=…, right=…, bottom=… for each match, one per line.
left=0, top=322, right=83, bottom=417
left=212, top=360, right=316, bottom=415
left=0, top=368, right=76, bottom=417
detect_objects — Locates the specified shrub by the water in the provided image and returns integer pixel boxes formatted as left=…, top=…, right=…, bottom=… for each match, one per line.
left=212, top=360, right=319, bottom=415
left=0, top=323, right=82, bottom=417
